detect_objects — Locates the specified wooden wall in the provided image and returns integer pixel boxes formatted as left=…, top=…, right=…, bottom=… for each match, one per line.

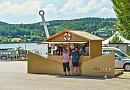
left=80, top=52, right=115, bottom=77
left=28, top=52, right=116, bottom=77
left=28, top=52, right=63, bottom=74
left=90, top=40, right=102, bottom=59
left=46, top=32, right=88, bottom=42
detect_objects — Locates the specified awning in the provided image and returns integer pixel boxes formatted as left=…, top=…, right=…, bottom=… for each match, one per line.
left=42, top=42, right=88, bottom=44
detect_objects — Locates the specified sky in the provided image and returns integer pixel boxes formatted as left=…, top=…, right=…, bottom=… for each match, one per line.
left=0, top=0, right=117, bottom=24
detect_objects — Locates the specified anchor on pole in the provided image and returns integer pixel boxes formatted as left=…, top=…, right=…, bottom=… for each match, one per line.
left=39, top=10, right=49, bottom=38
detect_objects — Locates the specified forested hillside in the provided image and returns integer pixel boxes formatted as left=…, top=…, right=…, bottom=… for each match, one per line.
left=0, top=21, right=8, bottom=25
left=0, top=17, right=117, bottom=43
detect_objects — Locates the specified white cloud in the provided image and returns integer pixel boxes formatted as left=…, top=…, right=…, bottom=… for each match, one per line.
left=59, top=0, right=116, bottom=17
left=97, top=7, right=116, bottom=18
left=0, top=0, right=116, bottom=24
left=77, top=0, right=102, bottom=13
left=43, top=3, right=58, bottom=14
left=59, top=0, right=79, bottom=13
left=0, top=0, right=41, bottom=16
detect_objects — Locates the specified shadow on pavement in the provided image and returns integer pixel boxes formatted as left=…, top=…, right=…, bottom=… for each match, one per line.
left=117, top=77, right=130, bottom=79
left=56, top=75, right=112, bottom=80
left=30, top=73, right=112, bottom=80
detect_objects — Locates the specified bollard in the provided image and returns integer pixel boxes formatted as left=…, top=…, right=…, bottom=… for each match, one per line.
left=104, top=75, right=107, bottom=79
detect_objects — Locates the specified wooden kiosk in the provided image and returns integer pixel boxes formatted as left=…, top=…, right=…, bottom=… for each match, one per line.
left=28, top=29, right=119, bottom=77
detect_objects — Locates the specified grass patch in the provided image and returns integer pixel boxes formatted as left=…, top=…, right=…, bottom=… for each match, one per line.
left=128, top=52, right=130, bottom=56
left=13, top=59, right=28, bottom=61
left=120, top=72, right=130, bottom=77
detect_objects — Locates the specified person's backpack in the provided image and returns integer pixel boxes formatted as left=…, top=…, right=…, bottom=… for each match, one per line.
left=75, top=51, right=80, bottom=61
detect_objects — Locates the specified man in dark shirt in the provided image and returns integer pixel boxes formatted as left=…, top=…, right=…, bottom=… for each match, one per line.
left=71, top=48, right=80, bottom=76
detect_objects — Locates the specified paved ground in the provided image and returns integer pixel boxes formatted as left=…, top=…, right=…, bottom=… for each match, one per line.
left=0, top=61, right=130, bottom=90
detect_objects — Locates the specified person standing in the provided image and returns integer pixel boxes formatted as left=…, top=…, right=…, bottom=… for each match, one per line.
left=62, top=50, right=70, bottom=76
left=71, top=48, right=80, bottom=76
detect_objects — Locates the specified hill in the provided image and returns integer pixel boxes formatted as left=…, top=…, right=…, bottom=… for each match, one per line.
left=0, top=17, right=117, bottom=43
left=0, top=21, right=9, bottom=25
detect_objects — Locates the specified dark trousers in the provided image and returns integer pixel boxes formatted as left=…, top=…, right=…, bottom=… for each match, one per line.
left=63, top=62, right=70, bottom=72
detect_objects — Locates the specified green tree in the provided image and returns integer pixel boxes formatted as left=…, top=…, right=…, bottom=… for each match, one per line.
left=111, top=0, right=130, bottom=39
left=110, top=35, right=124, bottom=43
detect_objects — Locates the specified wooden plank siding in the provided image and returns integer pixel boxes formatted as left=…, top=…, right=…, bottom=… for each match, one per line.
left=90, top=40, right=102, bottom=59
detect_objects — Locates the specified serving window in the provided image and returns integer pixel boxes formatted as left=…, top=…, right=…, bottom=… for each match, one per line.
left=48, top=42, right=89, bottom=56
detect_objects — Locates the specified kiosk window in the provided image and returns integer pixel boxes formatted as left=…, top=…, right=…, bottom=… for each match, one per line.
left=48, top=43, right=89, bottom=56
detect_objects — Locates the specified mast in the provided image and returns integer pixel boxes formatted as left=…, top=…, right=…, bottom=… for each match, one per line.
left=39, top=10, right=49, bottom=38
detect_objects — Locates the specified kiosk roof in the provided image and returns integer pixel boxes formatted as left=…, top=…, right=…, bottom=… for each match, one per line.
left=44, top=30, right=103, bottom=42
left=70, top=30, right=103, bottom=40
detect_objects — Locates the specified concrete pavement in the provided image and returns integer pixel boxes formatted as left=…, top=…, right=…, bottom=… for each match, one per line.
left=0, top=61, right=130, bottom=90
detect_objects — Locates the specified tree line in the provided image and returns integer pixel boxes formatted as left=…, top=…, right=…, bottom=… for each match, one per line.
left=0, top=17, right=118, bottom=43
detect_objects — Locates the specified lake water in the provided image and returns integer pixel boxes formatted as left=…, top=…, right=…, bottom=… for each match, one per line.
left=0, top=43, right=48, bottom=55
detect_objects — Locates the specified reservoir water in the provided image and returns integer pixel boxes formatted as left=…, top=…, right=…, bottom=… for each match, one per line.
left=0, top=43, right=48, bottom=55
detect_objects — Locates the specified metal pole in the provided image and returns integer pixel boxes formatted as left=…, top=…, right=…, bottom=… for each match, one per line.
left=24, top=35, right=27, bottom=51
left=24, top=35, right=27, bottom=58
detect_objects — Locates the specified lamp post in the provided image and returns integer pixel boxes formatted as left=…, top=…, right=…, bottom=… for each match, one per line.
left=24, top=35, right=27, bottom=58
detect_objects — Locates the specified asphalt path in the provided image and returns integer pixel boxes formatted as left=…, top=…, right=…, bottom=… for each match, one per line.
left=0, top=61, right=130, bottom=90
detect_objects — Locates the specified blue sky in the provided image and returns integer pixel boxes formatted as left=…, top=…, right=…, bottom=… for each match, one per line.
left=0, top=0, right=116, bottom=24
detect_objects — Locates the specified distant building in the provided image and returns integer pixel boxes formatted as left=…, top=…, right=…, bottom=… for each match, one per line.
left=94, top=29, right=116, bottom=39
left=102, top=31, right=130, bottom=53
left=10, top=38, right=22, bottom=42
left=0, top=48, right=17, bottom=60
